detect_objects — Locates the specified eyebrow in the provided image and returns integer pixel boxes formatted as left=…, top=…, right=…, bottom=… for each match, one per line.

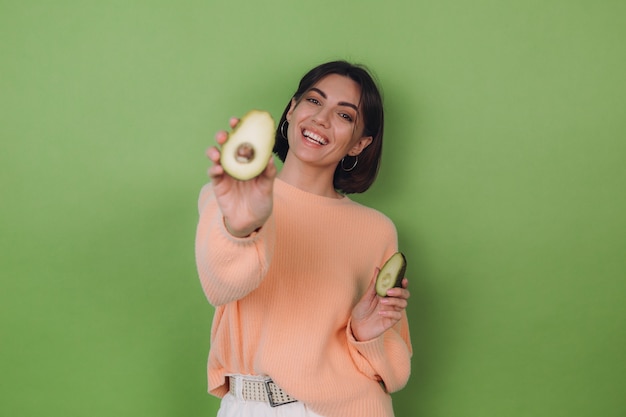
left=309, top=87, right=359, bottom=112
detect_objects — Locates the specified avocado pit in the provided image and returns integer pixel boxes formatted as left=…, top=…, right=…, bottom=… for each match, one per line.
left=235, top=143, right=255, bottom=163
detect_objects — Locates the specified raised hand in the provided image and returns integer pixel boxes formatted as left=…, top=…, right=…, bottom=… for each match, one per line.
left=207, top=117, right=277, bottom=237
left=350, top=269, right=410, bottom=342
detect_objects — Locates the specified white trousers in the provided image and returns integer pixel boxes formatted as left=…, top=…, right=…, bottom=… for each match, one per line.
left=217, top=392, right=324, bottom=417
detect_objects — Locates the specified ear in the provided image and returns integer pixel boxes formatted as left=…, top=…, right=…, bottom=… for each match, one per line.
left=286, top=98, right=297, bottom=122
left=349, top=135, right=373, bottom=156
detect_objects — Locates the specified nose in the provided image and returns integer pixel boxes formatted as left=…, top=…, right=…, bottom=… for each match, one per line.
left=312, top=107, right=331, bottom=128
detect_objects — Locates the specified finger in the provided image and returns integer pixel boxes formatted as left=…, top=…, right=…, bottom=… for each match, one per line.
left=207, top=146, right=221, bottom=163
left=380, top=297, right=408, bottom=310
left=229, top=117, right=239, bottom=129
left=381, top=277, right=409, bottom=297
left=208, top=164, right=224, bottom=179
left=378, top=310, right=403, bottom=320
left=215, top=130, right=229, bottom=146
left=261, top=157, right=277, bottom=179
left=386, top=287, right=410, bottom=300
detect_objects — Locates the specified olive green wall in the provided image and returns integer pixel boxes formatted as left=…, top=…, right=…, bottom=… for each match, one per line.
left=2, top=1, right=625, bottom=416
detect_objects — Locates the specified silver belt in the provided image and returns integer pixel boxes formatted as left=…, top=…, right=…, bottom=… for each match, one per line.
left=228, top=374, right=298, bottom=407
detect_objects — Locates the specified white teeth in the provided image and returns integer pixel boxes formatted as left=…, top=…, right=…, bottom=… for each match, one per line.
left=303, top=129, right=328, bottom=145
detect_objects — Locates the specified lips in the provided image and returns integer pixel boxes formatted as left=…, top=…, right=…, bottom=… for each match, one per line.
left=302, top=129, right=328, bottom=146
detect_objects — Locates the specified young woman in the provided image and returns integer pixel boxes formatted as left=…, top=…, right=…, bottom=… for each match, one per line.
left=195, top=61, right=412, bottom=417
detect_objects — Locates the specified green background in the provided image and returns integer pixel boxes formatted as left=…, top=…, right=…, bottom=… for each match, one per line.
left=2, top=1, right=625, bottom=416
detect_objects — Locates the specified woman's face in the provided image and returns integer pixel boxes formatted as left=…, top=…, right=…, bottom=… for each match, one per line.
left=285, top=74, right=373, bottom=170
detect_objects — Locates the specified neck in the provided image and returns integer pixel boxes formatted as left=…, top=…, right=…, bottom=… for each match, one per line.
left=277, top=155, right=343, bottom=199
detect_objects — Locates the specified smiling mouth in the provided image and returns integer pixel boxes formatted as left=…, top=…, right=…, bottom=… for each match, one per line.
left=302, top=129, right=328, bottom=146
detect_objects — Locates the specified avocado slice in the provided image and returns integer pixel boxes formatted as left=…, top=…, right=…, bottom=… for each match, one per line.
left=220, top=110, right=275, bottom=181
left=375, top=252, right=407, bottom=297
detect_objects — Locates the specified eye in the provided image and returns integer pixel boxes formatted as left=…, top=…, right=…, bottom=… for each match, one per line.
left=306, top=97, right=321, bottom=105
left=338, top=112, right=354, bottom=122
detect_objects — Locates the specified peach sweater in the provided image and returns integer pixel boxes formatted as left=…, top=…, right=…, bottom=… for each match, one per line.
left=195, top=178, right=412, bottom=417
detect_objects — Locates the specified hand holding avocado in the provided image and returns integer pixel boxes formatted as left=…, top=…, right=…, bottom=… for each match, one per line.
left=207, top=112, right=277, bottom=237
left=351, top=252, right=410, bottom=342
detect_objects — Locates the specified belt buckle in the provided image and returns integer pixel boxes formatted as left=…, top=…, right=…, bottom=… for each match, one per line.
left=264, top=379, right=297, bottom=408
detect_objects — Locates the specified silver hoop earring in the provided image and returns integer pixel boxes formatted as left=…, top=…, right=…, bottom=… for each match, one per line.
left=280, top=120, right=289, bottom=140
left=341, top=155, right=358, bottom=172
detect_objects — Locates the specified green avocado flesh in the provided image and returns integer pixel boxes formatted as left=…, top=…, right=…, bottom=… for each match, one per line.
left=375, top=252, right=407, bottom=297
left=220, top=110, right=275, bottom=181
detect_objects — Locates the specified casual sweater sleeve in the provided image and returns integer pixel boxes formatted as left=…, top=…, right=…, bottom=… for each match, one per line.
left=346, top=312, right=412, bottom=393
left=344, top=221, right=413, bottom=393
left=194, top=183, right=276, bottom=306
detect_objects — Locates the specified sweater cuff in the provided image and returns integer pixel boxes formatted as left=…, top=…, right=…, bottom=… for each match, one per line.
left=346, top=318, right=386, bottom=380
left=346, top=317, right=412, bottom=392
left=219, top=215, right=265, bottom=243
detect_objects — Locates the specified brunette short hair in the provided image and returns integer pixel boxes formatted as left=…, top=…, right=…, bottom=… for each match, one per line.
left=274, top=60, right=384, bottom=194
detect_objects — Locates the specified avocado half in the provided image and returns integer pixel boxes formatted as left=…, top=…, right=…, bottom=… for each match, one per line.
left=375, top=252, right=407, bottom=297
left=220, top=110, right=275, bottom=181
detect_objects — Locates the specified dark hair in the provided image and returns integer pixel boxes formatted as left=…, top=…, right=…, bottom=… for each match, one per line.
left=274, top=60, right=384, bottom=194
